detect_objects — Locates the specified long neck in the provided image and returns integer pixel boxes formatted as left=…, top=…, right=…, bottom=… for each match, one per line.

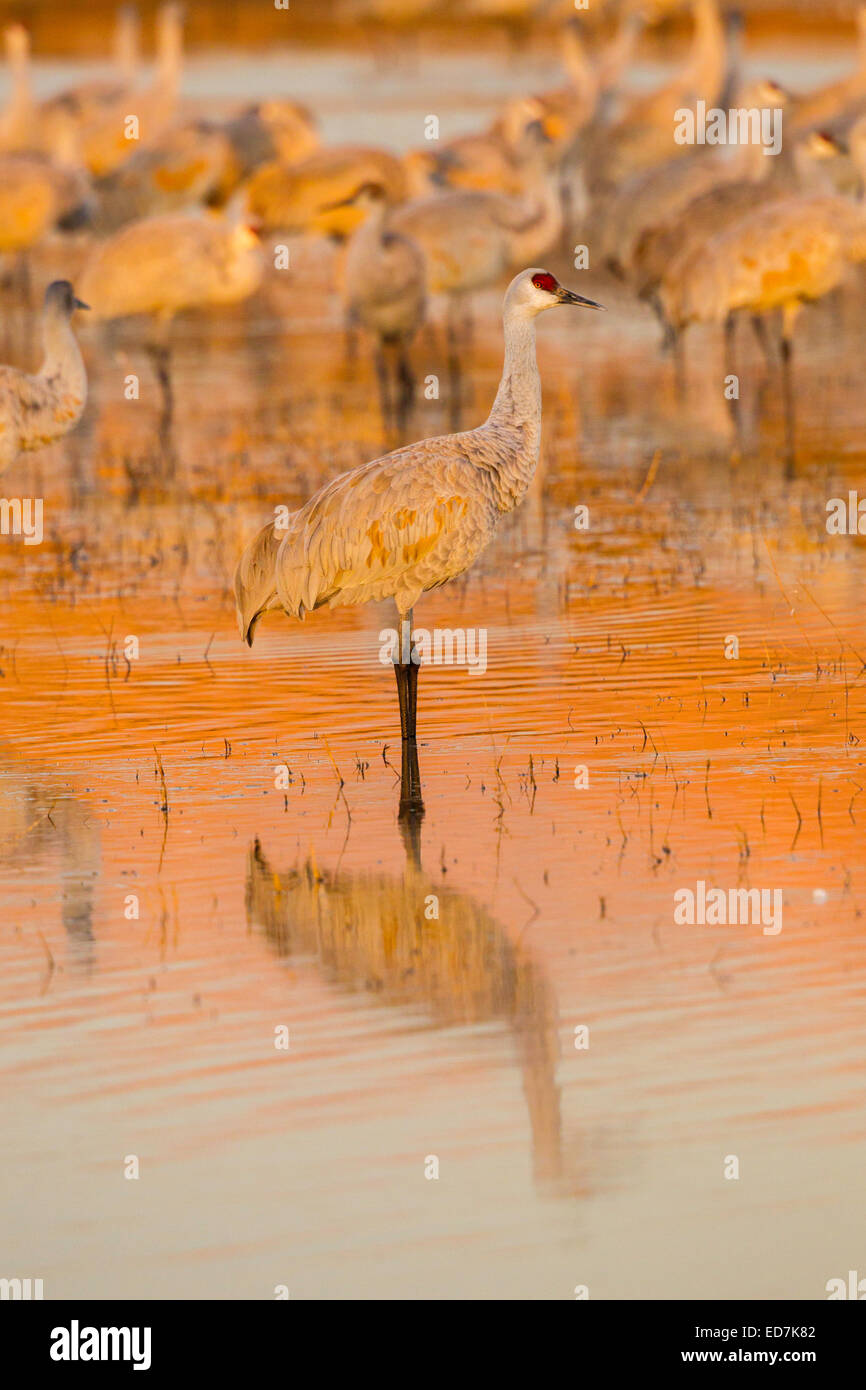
left=488, top=314, right=539, bottom=427
left=687, top=0, right=725, bottom=98
left=5, top=36, right=32, bottom=118
left=485, top=312, right=542, bottom=509
left=115, top=10, right=140, bottom=85
left=157, top=16, right=182, bottom=101
left=508, top=164, right=562, bottom=263
left=360, top=194, right=388, bottom=245
left=39, top=314, right=86, bottom=399
left=598, top=13, right=641, bottom=94
left=562, top=27, right=593, bottom=94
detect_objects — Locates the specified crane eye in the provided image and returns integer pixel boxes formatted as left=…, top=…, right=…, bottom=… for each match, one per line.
left=531, top=272, right=558, bottom=293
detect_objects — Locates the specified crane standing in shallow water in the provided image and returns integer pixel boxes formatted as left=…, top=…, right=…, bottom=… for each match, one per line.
left=234, top=268, right=603, bottom=786
left=335, top=182, right=426, bottom=438
left=0, top=281, right=89, bottom=475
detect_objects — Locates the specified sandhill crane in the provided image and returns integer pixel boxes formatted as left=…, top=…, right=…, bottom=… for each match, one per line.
left=335, top=183, right=426, bottom=437
left=0, top=159, right=59, bottom=275
left=599, top=0, right=732, bottom=184
left=240, top=145, right=408, bottom=238
left=79, top=210, right=262, bottom=455
left=537, top=12, right=644, bottom=223
left=0, top=151, right=92, bottom=296
left=409, top=20, right=628, bottom=204
left=596, top=79, right=794, bottom=284
left=404, top=98, right=548, bottom=198
left=247, top=834, right=567, bottom=1187
left=38, top=4, right=141, bottom=135
left=234, top=268, right=603, bottom=749
left=0, top=25, right=33, bottom=152
left=68, top=2, right=184, bottom=177
left=636, top=129, right=846, bottom=310
left=0, top=281, right=88, bottom=475
left=92, top=119, right=240, bottom=231
left=789, top=6, right=866, bottom=134
left=658, top=194, right=866, bottom=469
left=0, top=760, right=101, bottom=961
left=223, top=100, right=318, bottom=182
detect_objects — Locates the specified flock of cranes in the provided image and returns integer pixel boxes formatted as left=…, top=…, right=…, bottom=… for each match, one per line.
left=2, top=0, right=866, bottom=766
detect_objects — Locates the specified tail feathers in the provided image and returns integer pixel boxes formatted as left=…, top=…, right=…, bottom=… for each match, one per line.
left=234, top=518, right=286, bottom=645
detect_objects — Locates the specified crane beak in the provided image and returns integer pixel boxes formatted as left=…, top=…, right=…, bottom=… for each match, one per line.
left=74, top=297, right=90, bottom=311
left=556, top=286, right=605, bottom=310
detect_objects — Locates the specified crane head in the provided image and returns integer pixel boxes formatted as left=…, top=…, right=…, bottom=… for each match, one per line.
left=44, top=281, right=89, bottom=317
left=506, top=268, right=604, bottom=318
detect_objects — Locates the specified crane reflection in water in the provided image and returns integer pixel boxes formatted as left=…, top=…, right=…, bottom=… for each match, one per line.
left=245, top=743, right=580, bottom=1194
left=0, top=757, right=101, bottom=975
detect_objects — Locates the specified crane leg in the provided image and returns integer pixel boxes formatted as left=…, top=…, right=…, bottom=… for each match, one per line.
left=396, top=345, right=415, bottom=435
left=146, top=342, right=175, bottom=471
left=780, top=332, right=796, bottom=478
left=751, top=313, right=774, bottom=373
left=375, top=345, right=393, bottom=435
left=779, top=303, right=799, bottom=478
left=394, top=653, right=419, bottom=741
left=16, top=252, right=32, bottom=308
left=398, top=738, right=424, bottom=841
left=463, top=297, right=475, bottom=348
left=394, top=608, right=419, bottom=742
left=724, top=312, right=742, bottom=447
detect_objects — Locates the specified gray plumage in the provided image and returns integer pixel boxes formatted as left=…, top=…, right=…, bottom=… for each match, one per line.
left=0, top=280, right=88, bottom=474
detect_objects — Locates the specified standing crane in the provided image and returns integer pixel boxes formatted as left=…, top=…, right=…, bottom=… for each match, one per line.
left=0, top=281, right=88, bottom=474
left=68, top=2, right=184, bottom=178
left=335, top=182, right=426, bottom=437
left=0, top=25, right=33, bottom=152
left=234, top=268, right=603, bottom=754
left=658, top=193, right=866, bottom=469
left=391, top=130, right=562, bottom=426
left=38, top=4, right=141, bottom=135
left=78, top=210, right=262, bottom=457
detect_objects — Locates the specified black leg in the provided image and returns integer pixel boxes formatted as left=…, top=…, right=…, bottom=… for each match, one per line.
left=751, top=313, right=774, bottom=372
left=18, top=252, right=32, bottom=308
left=780, top=331, right=796, bottom=478
left=398, top=737, right=424, bottom=848
left=374, top=345, right=392, bottom=435
left=724, top=312, right=742, bottom=447
left=405, top=658, right=419, bottom=738
left=393, top=657, right=418, bottom=742
left=396, top=346, right=414, bottom=436
left=394, top=660, right=410, bottom=740
left=146, top=342, right=175, bottom=474
left=393, top=609, right=420, bottom=744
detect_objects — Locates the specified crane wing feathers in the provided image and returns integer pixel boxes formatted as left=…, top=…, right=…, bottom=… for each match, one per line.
left=233, top=516, right=287, bottom=644
left=270, top=445, right=497, bottom=619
